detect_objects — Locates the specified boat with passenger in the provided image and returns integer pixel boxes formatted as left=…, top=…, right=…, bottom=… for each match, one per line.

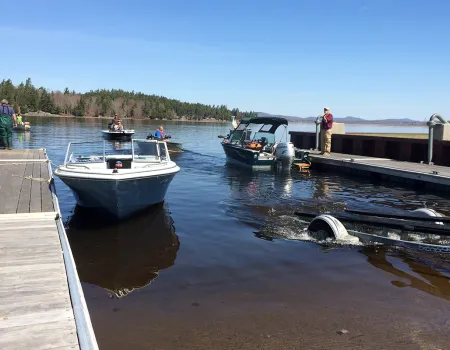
left=221, top=116, right=295, bottom=169
left=101, top=129, right=135, bottom=140
left=146, top=125, right=183, bottom=153
left=13, top=122, right=31, bottom=132
left=102, top=114, right=135, bottom=140
left=54, top=139, right=180, bottom=219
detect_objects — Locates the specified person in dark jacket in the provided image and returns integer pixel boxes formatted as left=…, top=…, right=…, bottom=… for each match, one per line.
left=320, top=107, right=333, bottom=155
left=0, top=99, right=17, bottom=149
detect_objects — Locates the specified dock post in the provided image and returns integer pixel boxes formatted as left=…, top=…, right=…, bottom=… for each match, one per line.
left=427, top=113, right=448, bottom=164
left=315, top=115, right=322, bottom=150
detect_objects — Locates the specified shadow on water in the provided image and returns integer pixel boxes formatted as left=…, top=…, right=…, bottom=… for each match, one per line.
left=66, top=203, right=180, bottom=297
left=360, top=246, right=450, bottom=300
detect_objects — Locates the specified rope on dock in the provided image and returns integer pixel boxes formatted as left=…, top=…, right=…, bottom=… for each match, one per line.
left=11, top=174, right=51, bottom=183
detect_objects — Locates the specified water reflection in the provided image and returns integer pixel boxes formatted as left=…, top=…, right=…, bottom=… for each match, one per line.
left=360, top=247, right=450, bottom=300
left=223, top=164, right=297, bottom=200
left=66, top=203, right=180, bottom=297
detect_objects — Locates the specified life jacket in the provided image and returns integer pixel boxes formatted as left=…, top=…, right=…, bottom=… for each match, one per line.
left=249, top=141, right=262, bottom=149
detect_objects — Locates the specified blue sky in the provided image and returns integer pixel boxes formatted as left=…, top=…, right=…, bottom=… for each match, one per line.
left=1, top=0, right=450, bottom=120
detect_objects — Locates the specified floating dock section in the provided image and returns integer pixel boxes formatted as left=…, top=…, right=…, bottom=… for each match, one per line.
left=0, top=149, right=98, bottom=350
left=307, top=151, right=450, bottom=191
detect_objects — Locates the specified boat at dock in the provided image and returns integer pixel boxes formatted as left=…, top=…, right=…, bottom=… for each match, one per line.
left=221, top=116, right=295, bottom=169
left=54, top=139, right=180, bottom=219
left=101, top=129, right=135, bottom=140
left=13, top=122, right=31, bottom=131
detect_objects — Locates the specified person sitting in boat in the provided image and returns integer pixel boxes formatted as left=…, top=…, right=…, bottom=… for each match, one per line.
left=110, top=114, right=122, bottom=131
left=113, top=120, right=124, bottom=131
left=17, top=113, right=23, bottom=125
left=155, top=126, right=165, bottom=139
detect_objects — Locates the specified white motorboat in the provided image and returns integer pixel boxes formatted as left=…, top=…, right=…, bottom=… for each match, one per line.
left=101, top=129, right=135, bottom=140
left=54, top=139, right=180, bottom=219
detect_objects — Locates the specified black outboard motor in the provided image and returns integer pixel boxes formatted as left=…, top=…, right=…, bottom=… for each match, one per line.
left=147, top=134, right=172, bottom=140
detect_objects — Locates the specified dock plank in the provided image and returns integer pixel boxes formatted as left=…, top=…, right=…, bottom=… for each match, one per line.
left=16, top=151, right=35, bottom=213
left=30, top=160, right=42, bottom=213
left=0, top=149, right=51, bottom=214
left=41, top=160, right=54, bottom=212
left=0, top=320, right=79, bottom=350
left=0, top=212, right=80, bottom=350
left=0, top=149, right=96, bottom=350
left=0, top=162, right=27, bottom=214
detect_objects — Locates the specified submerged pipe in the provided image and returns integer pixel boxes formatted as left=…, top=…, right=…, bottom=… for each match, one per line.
left=426, top=113, right=448, bottom=164
left=294, top=211, right=450, bottom=236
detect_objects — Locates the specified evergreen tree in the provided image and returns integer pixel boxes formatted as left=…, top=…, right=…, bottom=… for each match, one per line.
left=0, top=78, right=256, bottom=120
left=38, top=88, right=54, bottom=112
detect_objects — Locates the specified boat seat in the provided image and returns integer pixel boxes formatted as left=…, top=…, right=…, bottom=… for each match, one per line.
left=107, top=159, right=132, bottom=169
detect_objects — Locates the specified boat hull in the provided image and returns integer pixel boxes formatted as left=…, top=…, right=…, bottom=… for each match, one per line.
left=102, top=130, right=135, bottom=140
left=58, top=173, right=177, bottom=219
left=139, top=140, right=183, bottom=154
left=14, top=124, right=31, bottom=132
left=222, top=143, right=274, bottom=168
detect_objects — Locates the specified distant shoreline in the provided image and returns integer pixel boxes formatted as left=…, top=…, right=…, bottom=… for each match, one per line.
left=289, top=121, right=426, bottom=127
left=22, top=112, right=427, bottom=127
left=23, top=112, right=228, bottom=123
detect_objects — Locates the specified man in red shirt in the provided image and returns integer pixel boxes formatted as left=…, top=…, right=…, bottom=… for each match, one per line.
left=320, top=107, right=333, bottom=155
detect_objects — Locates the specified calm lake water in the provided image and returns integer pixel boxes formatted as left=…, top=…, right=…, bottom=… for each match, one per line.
left=13, top=118, right=450, bottom=349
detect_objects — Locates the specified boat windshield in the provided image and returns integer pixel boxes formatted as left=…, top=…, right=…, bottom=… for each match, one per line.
left=133, top=140, right=169, bottom=162
left=228, top=120, right=286, bottom=147
left=65, top=141, right=106, bottom=164
left=64, top=140, right=170, bottom=165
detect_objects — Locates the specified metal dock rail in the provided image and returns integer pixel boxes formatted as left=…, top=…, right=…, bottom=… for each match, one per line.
left=0, top=149, right=98, bottom=350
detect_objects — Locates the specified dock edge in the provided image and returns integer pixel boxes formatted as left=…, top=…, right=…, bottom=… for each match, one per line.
left=44, top=149, right=99, bottom=350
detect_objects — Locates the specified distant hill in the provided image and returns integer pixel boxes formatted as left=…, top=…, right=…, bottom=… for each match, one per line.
left=256, top=112, right=423, bottom=125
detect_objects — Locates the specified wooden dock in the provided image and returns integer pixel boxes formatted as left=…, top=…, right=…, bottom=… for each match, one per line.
left=0, top=149, right=97, bottom=350
left=307, top=151, right=450, bottom=190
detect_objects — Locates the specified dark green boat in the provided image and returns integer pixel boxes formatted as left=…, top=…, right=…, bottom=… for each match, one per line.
left=221, top=116, right=295, bottom=169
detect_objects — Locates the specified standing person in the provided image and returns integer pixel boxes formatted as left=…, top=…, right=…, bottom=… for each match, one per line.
left=0, top=99, right=17, bottom=150
left=320, top=107, right=333, bottom=155
left=17, top=113, right=23, bottom=125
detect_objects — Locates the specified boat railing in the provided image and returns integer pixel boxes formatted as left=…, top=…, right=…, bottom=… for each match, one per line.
left=132, top=139, right=171, bottom=163
left=64, top=140, right=171, bottom=166
left=64, top=141, right=107, bottom=165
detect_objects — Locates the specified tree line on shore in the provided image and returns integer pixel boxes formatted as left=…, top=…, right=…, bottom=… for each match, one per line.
left=0, top=78, right=257, bottom=120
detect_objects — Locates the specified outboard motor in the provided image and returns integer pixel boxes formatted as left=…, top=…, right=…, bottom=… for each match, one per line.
left=274, top=142, right=295, bottom=168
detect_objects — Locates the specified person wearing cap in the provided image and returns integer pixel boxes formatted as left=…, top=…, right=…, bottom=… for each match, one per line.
left=320, top=107, right=333, bottom=155
left=0, top=99, right=17, bottom=150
